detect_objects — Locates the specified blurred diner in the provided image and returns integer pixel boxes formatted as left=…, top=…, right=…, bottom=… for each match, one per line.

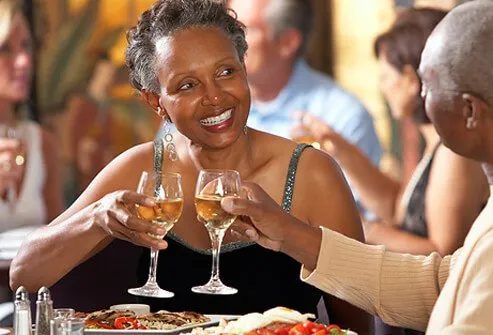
left=228, top=0, right=382, bottom=219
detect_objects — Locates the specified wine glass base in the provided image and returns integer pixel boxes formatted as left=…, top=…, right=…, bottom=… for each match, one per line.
left=191, top=281, right=238, bottom=295
left=128, top=285, right=174, bottom=298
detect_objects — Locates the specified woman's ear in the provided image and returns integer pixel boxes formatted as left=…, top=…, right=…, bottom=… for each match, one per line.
left=402, top=64, right=420, bottom=95
left=141, top=89, right=167, bottom=118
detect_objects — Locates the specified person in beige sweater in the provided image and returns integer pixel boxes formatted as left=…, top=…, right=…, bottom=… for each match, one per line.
left=222, top=1, right=493, bottom=334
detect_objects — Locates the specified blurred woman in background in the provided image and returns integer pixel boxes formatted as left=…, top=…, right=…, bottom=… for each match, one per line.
left=0, top=0, right=63, bottom=230
left=295, top=9, right=490, bottom=334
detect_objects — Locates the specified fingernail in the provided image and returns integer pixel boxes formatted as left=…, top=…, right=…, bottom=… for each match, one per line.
left=145, top=198, right=156, bottom=206
left=221, top=198, right=234, bottom=212
left=156, top=228, right=166, bottom=235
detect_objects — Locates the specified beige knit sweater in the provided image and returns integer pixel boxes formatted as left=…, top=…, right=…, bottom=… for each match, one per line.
left=301, top=196, right=493, bottom=334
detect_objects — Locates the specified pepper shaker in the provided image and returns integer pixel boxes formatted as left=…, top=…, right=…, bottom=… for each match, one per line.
left=35, top=286, right=54, bottom=335
left=14, top=286, right=32, bottom=335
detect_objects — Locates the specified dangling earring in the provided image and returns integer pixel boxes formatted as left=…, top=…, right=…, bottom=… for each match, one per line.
left=243, top=126, right=248, bottom=135
left=163, top=118, right=178, bottom=161
left=466, top=117, right=477, bottom=130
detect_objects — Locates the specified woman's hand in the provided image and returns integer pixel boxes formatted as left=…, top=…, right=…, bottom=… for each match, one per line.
left=91, top=190, right=169, bottom=250
left=0, top=138, right=22, bottom=196
left=291, top=112, right=351, bottom=158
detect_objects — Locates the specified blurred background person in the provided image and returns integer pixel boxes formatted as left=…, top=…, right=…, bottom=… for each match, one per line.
left=295, top=8, right=490, bottom=334
left=228, top=0, right=382, bottom=219
left=0, top=0, right=63, bottom=327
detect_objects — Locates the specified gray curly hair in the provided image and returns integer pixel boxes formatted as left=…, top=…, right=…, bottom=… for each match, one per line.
left=126, top=0, right=248, bottom=94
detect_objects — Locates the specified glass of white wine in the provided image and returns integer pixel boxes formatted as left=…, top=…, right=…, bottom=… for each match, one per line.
left=192, top=169, right=240, bottom=295
left=128, top=171, right=184, bottom=298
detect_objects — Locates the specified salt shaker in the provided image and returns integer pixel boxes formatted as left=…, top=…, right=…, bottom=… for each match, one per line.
left=35, top=286, right=54, bottom=335
left=14, top=286, right=32, bottom=335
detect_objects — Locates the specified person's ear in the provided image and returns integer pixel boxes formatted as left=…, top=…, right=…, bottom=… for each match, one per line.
left=462, top=93, right=487, bottom=130
left=277, top=28, right=302, bottom=60
left=142, top=89, right=167, bottom=119
left=402, top=64, right=420, bottom=96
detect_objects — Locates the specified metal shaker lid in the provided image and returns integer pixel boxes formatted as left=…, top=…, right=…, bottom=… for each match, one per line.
left=15, top=286, right=29, bottom=302
left=37, top=286, right=51, bottom=301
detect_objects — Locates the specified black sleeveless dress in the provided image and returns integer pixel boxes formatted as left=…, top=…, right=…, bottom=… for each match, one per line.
left=135, top=142, right=326, bottom=315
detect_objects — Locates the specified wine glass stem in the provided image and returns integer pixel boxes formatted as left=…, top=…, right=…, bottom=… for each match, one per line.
left=147, top=248, right=159, bottom=284
left=208, top=228, right=226, bottom=283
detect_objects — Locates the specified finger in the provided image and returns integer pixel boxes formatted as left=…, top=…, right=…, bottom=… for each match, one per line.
left=221, top=196, right=263, bottom=222
left=105, top=216, right=168, bottom=249
left=108, top=207, right=167, bottom=237
left=231, top=221, right=260, bottom=241
left=0, top=139, right=20, bottom=152
left=116, top=190, right=155, bottom=207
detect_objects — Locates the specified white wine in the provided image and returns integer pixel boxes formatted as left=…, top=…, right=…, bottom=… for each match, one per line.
left=136, top=198, right=184, bottom=238
left=195, top=194, right=237, bottom=230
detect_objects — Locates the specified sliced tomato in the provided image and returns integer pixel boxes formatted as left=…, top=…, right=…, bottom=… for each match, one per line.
left=85, top=321, right=113, bottom=329
left=274, top=326, right=292, bottom=335
left=312, top=329, right=327, bottom=335
left=114, top=317, right=138, bottom=330
left=289, top=323, right=309, bottom=335
left=303, top=321, right=326, bottom=334
left=326, top=325, right=342, bottom=335
left=257, top=328, right=275, bottom=335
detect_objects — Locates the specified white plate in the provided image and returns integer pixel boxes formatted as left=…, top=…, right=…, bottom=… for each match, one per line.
left=85, top=314, right=238, bottom=335
left=0, top=329, right=10, bottom=335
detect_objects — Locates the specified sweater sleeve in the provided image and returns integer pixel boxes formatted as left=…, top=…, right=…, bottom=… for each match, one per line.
left=300, top=227, right=458, bottom=331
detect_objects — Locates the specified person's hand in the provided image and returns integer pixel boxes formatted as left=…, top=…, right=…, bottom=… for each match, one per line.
left=91, top=190, right=168, bottom=250
left=291, top=112, right=350, bottom=158
left=0, top=138, right=22, bottom=196
left=221, top=181, right=299, bottom=252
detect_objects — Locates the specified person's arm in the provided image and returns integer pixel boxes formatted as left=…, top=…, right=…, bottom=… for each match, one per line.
left=41, top=128, right=64, bottom=223
left=364, top=147, right=488, bottom=256
left=9, top=144, right=167, bottom=292
left=433, top=231, right=493, bottom=334
left=301, top=228, right=459, bottom=332
left=294, top=149, right=371, bottom=333
left=223, top=183, right=458, bottom=332
left=294, top=113, right=400, bottom=221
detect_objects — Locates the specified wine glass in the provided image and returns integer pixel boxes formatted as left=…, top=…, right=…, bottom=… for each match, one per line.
left=0, top=124, right=26, bottom=208
left=192, top=169, right=241, bottom=295
left=128, top=171, right=184, bottom=298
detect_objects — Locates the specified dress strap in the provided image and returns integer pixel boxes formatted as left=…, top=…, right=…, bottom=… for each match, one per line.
left=282, top=143, right=312, bottom=213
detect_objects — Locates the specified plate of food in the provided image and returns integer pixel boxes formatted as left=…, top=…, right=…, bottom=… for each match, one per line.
left=179, top=307, right=357, bottom=335
left=78, top=309, right=237, bottom=334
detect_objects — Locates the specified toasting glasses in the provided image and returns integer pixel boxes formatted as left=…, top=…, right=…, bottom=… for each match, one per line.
left=128, top=171, right=184, bottom=298
left=192, top=169, right=241, bottom=295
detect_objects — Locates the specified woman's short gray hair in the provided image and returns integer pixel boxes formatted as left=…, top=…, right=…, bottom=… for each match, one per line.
left=126, top=0, right=248, bottom=94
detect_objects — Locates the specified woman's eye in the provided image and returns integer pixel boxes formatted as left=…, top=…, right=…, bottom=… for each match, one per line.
left=178, top=82, right=193, bottom=91
left=219, top=68, right=234, bottom=77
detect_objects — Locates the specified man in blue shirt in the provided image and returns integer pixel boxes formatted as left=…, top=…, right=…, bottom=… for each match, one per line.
left=229, top=0, right=382, bottom=217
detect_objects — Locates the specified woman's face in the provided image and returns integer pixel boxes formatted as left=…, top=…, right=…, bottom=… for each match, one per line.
left=155, top=27, right=250, bottom=150
left=0, top=13, right=32, bottom=104
left=378, top=52, right=418, bottom=120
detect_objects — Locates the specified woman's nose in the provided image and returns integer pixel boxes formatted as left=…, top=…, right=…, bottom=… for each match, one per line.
left=202, top=82, right=225, bottom=106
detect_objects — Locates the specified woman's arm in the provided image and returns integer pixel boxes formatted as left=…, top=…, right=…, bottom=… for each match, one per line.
left=294, top=149, right=372, bottom=334
left=9, top=143, right=167, bottom=292
left=364, top=146, right=488, bottom=256
left=295, top=113, right=401, bottom=221
left=423, top=146, right=489, bottom=256
left=41, top=128, right=64, bottom=223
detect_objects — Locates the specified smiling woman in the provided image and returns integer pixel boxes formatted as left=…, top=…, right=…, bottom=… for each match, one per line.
left=9, top=0, right=370, bottom=333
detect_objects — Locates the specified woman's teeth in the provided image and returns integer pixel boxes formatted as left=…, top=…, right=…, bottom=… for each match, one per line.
left=200, top=109, right=233, bottom=126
